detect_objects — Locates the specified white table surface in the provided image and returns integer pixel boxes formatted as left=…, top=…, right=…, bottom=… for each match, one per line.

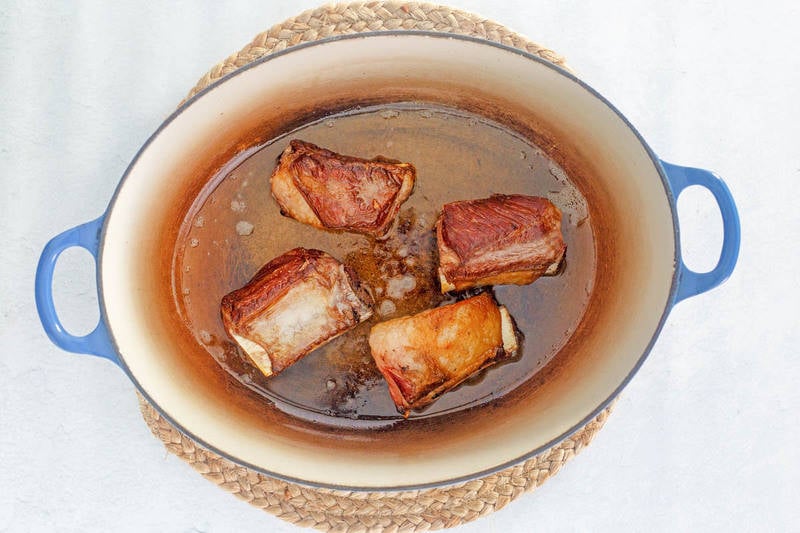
left=2, top=1, right=798, bottom=531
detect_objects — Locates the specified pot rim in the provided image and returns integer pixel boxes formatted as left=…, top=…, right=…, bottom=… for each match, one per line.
left=98, top=30, right=680, bottom=491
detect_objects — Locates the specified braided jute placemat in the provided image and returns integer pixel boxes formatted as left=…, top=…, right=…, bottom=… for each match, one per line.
left=139, top=3, right=613, bottom=531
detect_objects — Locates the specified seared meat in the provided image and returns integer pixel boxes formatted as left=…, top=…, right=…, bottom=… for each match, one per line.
left=368, top=293, right=518, bottom=416
left=221, top=248, right=373, bottom=378
left=436, top=194, right=566, bottom=292
left=270, top=140, right=416, bottom=237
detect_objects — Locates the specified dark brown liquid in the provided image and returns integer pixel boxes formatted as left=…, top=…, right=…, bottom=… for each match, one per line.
left=174, top=103, right=595, bottom=429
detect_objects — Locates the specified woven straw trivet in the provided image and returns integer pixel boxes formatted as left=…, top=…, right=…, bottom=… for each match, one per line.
left=139, top=3, right=612, bottom=531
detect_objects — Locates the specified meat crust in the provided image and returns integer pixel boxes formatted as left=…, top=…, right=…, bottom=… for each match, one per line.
left=270, top=140, right=416, bottom=237
left=368, top=293, right=518, bottom=415
left=221, top=248, right=373, bottom=377
left=436, top=194, right=566, bottom=292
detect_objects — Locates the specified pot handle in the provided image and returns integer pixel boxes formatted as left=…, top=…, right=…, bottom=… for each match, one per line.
left=35, top=215, right=119, bottom=365
left=660, top=160, right=741, bottom=304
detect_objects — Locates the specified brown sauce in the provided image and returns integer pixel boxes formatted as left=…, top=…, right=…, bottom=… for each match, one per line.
left=174, top=103, right=595, bottom=429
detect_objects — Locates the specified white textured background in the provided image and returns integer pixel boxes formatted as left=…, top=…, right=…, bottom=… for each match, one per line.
left=2, top=1, right=799, bottom=531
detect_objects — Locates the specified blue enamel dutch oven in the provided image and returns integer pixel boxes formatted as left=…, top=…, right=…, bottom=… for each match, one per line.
left=34, top=32, right=740, bottom=489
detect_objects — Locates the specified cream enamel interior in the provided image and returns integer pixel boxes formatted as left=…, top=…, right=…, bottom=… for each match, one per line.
left=101, top=34, right=675, bottom=488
